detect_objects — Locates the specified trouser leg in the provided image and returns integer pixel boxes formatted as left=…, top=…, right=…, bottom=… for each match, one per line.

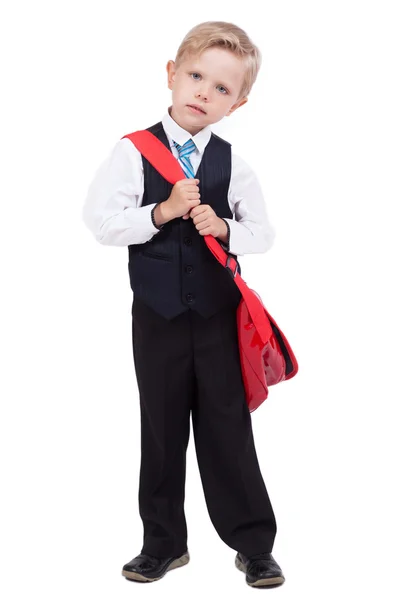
left=132, top=297, right=193, bottom=558
left=190, top=306, right=277, bottom=556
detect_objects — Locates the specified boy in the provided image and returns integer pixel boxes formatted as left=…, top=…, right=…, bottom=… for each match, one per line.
left=82, top=21, right=285, bottom=588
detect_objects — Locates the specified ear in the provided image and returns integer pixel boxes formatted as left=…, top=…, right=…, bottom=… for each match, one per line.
left=166, top=60, right=176, bottom=91
left=226, top=96, right=248, bottom=117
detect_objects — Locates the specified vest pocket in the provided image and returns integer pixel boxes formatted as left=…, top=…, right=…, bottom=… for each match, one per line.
left=140, top=250, right=172, bottom=262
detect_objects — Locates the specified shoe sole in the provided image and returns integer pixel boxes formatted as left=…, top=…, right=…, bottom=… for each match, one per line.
left=235, top=555, right=285, bottom=587
left=122, top=552, right=190, bottom=582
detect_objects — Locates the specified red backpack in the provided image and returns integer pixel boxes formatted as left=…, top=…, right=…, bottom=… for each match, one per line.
left=122, top=130, right=299, bottom=412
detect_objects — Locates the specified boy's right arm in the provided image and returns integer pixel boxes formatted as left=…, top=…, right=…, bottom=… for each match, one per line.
left=82, top=138, right=173, bottom=246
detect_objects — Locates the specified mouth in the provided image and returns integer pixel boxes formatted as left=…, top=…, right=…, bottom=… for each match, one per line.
left=187, top=104, right=207, bottom=115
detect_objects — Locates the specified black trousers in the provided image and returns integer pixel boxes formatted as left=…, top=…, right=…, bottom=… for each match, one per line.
left=131, top=296, right=277, bottom=558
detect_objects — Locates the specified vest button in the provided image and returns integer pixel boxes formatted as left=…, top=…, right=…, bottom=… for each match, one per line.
left=184, top=237, right=192, bottom=246
left=186, top=293, right=194, bottom=303
left=185, top=265, right=193, bottom=274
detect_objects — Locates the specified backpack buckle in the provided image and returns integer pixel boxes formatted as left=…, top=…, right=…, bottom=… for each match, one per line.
left=225, top=255, right=238, bottom=279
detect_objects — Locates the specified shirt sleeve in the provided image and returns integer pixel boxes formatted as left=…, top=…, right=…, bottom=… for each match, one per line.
left=224, top=152, right=276, bottom=256
left=82, top=137, right=165, bottom=246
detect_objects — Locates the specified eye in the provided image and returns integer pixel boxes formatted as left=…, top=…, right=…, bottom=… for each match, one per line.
left=190, top=72, right=228, bottom=94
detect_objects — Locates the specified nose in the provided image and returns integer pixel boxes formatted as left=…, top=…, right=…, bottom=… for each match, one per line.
left=196, top=88, right=209, bottom=101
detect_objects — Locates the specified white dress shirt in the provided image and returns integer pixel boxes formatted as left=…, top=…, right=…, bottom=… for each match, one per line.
left=82, top=106, right=276, bottom=256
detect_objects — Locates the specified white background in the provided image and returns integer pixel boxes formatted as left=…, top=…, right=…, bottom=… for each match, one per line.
left=1, top=1, right=399, bottom=598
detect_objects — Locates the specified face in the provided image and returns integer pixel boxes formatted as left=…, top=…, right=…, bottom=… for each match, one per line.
left=166, top=46, right=248, bottom=135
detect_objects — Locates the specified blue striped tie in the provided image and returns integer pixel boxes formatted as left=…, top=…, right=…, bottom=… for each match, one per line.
left=173, top=139, right=196, bottom=178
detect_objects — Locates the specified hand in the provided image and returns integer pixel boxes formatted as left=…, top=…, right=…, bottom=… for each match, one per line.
left=184, top=204, right=226, bottom=238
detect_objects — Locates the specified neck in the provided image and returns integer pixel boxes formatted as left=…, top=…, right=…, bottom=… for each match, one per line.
left=169, top=105, right=205, bottom=136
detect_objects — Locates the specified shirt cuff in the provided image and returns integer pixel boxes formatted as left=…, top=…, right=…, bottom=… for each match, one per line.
left=220, top=218, right=231, bottom=252
left=219, top=217, right=276, bottom=256
left=150, top=202, right=165, bottom=232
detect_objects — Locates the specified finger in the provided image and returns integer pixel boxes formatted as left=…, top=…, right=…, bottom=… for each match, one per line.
left=195, top=214, right=208, bottom=225
left=183, top=178, right=199, bottom=187
left=195, top=218, right=211, bottom=230
left=192, top=204, right=207, bottom=216
left=199, top=227, right=212, bottom=235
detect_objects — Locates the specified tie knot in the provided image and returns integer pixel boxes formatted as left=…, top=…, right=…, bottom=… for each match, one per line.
left=173, top=139, right=196, bottom=158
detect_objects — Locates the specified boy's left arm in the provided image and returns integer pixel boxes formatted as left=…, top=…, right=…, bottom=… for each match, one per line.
left=217, top=153, right=276, bottom=256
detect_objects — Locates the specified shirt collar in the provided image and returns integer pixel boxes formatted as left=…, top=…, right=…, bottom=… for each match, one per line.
left=161, top=105, right=212, bottom=154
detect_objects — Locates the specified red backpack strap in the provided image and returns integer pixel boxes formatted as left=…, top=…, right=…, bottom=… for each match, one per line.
left=121, top=129, right=272, bottom=344
left=122, top=130, right=184, bottom=185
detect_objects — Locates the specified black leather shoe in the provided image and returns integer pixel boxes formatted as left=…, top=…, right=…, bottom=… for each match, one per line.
left=235, top=552, right=285, bottom=587
left=122, top=551, right=190, bottom=582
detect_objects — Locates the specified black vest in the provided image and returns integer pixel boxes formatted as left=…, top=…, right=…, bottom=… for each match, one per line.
left=128, top=121, right=242, bottom=320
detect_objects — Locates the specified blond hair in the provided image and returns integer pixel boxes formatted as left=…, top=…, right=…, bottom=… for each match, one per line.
left=174, top=21, right=262, bottom=101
